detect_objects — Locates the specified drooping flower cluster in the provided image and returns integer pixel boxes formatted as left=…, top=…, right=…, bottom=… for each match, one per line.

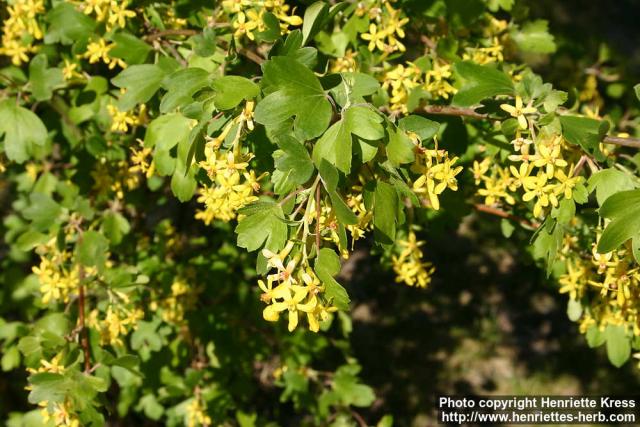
left=196, top=102, right=264, bottom=225
left=382, top=60, right=457, bottom=113
left=83, top=38, right=126, bottom=70
left=221, top=0, right=303, bottom=40
left=32, top=240, right=79, bottom=305
left=0, top=0, right=44, bottom=65
left=81, top=0, right=136, bottom=30
left=88, top=298, right=144, bottom=346
left=259, top=242, right=337, bottom=332
left=411, top=140, right=463, bottom=211
left=558, top=231, right=640, bottom=339
left=358, top=0, right=409, bottom=54
left=392, top=231, right=435, bottom=288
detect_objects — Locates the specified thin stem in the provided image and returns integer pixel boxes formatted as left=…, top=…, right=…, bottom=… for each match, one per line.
left=315, top=184, right=321, bottom=252
left=474, top=204, right=539, bottom=229
left=77, top=264, right=91, bottom=373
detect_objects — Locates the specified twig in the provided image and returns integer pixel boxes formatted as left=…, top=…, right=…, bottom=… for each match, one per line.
left=77, top=264, right=91, bottom=373
left=350, top=409, right=368, bottom=427
left=422, top=105, right=488, bottom=119
left=474, top=204, right=539, bottom=229
left=315, top=185, right=321, bottom=252
left=144, top=29, right=198, bottom=41
left=417, top=105, right=640, bottom=149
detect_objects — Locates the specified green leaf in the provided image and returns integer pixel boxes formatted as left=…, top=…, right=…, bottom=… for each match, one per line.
left=255, top=57, right=332, bottom=140
left=605, top=325, right=631, bottom=368
left=586, top=325, right=606, bottom=348
left=112, top=64, right=166, bottom=111
left=333, top=364, right=375, bottom=407
left=567, top=298, right=582, bottom=322
left=318, top=160, right=358, bottom=225
left=274, top=135, right=315, bottom=187
left=211, top=76, right=260, bottom=110
left=144, top=113, right=192, bottom=151
left=452, top=61, right=514, bottom=106
left=313, top=106, right=383, bottom=173
left=44, top=2, right=96, bottom=45
left=23, top=193, right=62, bottom=231
left=511, top=20, right=556, bottom=54
left=597, top=189, right=640, bottom=253
left=373, top=181, right=397, bottom=244
left=236, top=201, right=288, bottom=252
left=171, top=163, right=197, bottom=202
left=386, top=125, right=415, bottom=166
left=160, top=67, right=210, bottom=113
left=76, top=231, right=109, bottom=270
left=29, top=54, right=64, bottom=102
left=27, top=372, right=67, bottom=404
left=110, top=32, right=152, bottom=65
left=634, top=83, right=640, bottom=102
left=315, top=248, right=350, bottom=311
left=531, top=219, right=563, bottom=276
left=330, top=72, right=380, bottom=107
left=302, top=1, right=329, bottom=45
left=398, top=115, right=440, bottom=141
left=587, top=168, right=637, bottom=206
left=0, top=99, right=48, bottom=163
left=560, top=115, right=609, bottom=159
left=101, top=211, right=130, bottom=245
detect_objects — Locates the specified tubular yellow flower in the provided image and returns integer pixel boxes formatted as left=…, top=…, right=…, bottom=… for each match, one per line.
left=500, top=96, right=537, bottom=129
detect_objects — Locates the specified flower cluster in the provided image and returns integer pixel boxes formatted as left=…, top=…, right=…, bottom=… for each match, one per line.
left=392, top=231, right=435, bottom=288
left=196, top=102, right=264, bottom=225
left=83, top=38, right=126, bottom=70
left=222, top=0, right=303, bottom=40
left=0, top=0, right=44, bottom=65
left=411, top=140, right=463, bottom=211
left=81, top=0, right=136, bottom=30
left=382, top=60, right=457, bottom=113
left=88, top=299, right=144, bottom=346
left=358, top=0, right=409, bottom=54
left=32, top=240, right=79, bottom=305
left=259, top=242, right=337, bottom=332
left=559, top=232, right=640, bottom=338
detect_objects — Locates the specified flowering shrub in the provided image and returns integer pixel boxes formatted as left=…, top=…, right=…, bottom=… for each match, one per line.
left=1, top=0, right=640, bottom=425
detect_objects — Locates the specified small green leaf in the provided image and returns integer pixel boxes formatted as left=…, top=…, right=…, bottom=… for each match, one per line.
left=605, top=325, right=631, bottom=368
left=511, top=20, right=556, bottom=54
left=110, top=32, right=153, bottom=65
left=318, top=160, right=358, bottom=225
left=315, top=248, right=349, bottom=311
left=373, top=181, right=397, bottom=244
left=112, top=64, right=166, bottom=112
left=586, top=325, right=606, bottom=348
left=236, top=201, right=288, bottom=252
left=452, top=61, right=514, bottom=106
left=597, top=189, right=640, bottom=253
left=76, top=231, right=109, bottom=270
left=23, top=193, right=62, bottom=231
left=274, top=135, right=315, bottom=187
left=29, top=54, right=64, bottom=102
left=0, top=99, right=48, bottom=163
left=211, top=76, right=260, bottom=110
left=160, top=68, right=210, bottom=113
left=398, top=115, right=440, bottom=141
left=386, top=125, right=415, bottom=166
left=44, top=3, right=96, bottom=45
left=560, top=115, right=608, bottom=159
left=302, top=1, right=329, bottom=45
left=170, top=163, right=197, bottom=202
left=255, top=57, right=332, bottom=140
left=144, top=113, right=192, bottom=151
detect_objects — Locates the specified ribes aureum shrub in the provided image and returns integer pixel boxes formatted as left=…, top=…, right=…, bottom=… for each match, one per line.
left=1, top=0, right=640, bottom=425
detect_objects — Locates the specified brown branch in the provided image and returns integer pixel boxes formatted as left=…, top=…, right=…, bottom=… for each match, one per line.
left=422, top=105, right=488, bottom=119
left=602, top=135, right=640, bottom=148
left=144, top=29, right=198, bottom=41
left=315, top=185, right=321, bottom=252
left=350, top=410, right=368, bottom=427
left=77, top=264, right=91, bottom=373
left=418, top=105, right=640, bottom=149
left=474, top=204, right=539, bottom=229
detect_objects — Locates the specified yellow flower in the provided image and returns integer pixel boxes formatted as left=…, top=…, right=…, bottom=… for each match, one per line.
left=263, top=285, right=314, bottom=331
left=361, top=24, right=387, bottom=52
left=522, top=173, right=557, bottom=218
left=500, top=96, right=537, bottom=129
left=554, top=164, right=584, bottom=199
left=233, top=10, right=260, bottom=40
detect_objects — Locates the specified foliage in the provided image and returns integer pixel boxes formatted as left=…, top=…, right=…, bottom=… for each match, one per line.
left=1, top=0, right=640, bottom=425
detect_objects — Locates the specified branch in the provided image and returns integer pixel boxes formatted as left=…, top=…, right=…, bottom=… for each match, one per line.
left=418, top=105, right=640, bottom=149
left=474, top=204, right=539, bottom=229
left=77, top=264, right=91, bottom=373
